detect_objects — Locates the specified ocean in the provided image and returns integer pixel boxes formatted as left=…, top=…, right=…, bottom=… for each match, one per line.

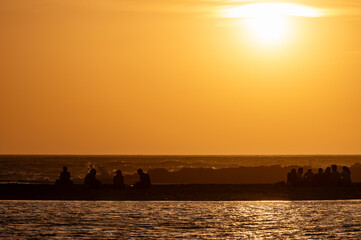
left=1, top=155, right=360, bottom=184
left=1, top=200, right=360, bottom=239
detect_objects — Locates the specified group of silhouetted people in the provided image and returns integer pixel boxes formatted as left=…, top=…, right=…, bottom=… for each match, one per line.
left=55, top=167, right=151, bottom=189
left=56, top=164, right=352, bottom=189
left=287, top=165, right=352, bottom=187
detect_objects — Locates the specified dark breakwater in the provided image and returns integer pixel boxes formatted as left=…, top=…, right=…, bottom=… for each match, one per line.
left=2, top=184, right=361, bottom=201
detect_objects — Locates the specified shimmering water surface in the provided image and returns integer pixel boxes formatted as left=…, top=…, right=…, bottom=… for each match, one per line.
left=1, top=200, right=361, bottom=239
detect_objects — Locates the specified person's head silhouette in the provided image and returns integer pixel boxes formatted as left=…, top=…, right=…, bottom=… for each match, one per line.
left=63, top=166, right=68, bottom=172
left=331, top=165, right=337, bottom=172
left=318, top=168, right=323, bottom=174
left=90, top=169, right=96, bottom=175
left=116, top=170, right=122, bottom=175
left=137, top=168, right=144, bottom=175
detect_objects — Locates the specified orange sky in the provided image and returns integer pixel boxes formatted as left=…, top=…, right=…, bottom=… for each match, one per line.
left=0, top=0, right=360, bottom=154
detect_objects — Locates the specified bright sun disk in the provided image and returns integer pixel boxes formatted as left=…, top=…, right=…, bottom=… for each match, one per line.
left=246, top=15, right=286, bottom=44
left=221, top=3, right=322, bottom=44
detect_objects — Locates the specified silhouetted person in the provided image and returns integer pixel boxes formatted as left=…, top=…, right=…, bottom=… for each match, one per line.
left=323, top=167, right=332, bottom=186
left=55, top=166, right=73, bottom=185
left=133, top=168, right=151, bottom=188
left=296, top=168, right=304, bottom=186
left=287, top=168, right=297, bottom=187
left=313, top=168, right=324, bottom=186
left=113, top=170, right=125, bottom=188
left=303, top=169, right=314, bottom=186
left=341, top=166, right=352, bottom=185
left=330, top=165, right=341, bottom=185
left=84, top=169, right=101, bottom=189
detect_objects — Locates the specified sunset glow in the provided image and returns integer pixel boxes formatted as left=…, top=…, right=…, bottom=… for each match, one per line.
left=1, top=1, right=361, bottom=239
left=0, top=0, right=360, bottom=154
left=222, top=3, right=323, bottom=44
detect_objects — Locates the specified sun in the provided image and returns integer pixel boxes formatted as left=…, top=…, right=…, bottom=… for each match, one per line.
left=245, top=15, right=287, bottom=44
left=221, top=3, right=322, bottom=45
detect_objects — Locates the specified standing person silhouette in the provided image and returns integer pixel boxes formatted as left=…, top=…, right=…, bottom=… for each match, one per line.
left=287, top=169, right=297, bottom=187
left=303, top=169, right=314, bottom=186
left=330, top=165, right=341, bottom=185
left=313, top=168, right=324, bottom=186
left=341, top=166, right=352, bottom=185
left=296, top=168, right=304, bottom=186
left=323, top=167, right=332, bottom=186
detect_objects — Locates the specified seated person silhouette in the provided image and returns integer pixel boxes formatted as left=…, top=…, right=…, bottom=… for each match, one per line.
left=84, top=169, right=101, bottom=189
left=313, top=168, right=324, bottom=186
left=132, top=168, right=151, bottom=189
left=55, top=166, right=73, bottom=185
left=330, top=165, right=341, bottom=185
left=340, top=166, right=352, bottom=185
left=113, top=170, right=125, bottom=188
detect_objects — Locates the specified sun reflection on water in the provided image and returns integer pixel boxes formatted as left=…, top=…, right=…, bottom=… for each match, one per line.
left=1, top=200, right=360, bottom=239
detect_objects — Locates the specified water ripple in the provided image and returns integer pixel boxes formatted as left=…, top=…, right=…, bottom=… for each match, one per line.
left=1, top=200, right=361, bottom=239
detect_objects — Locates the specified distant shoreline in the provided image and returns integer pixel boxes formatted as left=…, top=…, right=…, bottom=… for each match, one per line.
left=1, top=184, right=361, bottom=201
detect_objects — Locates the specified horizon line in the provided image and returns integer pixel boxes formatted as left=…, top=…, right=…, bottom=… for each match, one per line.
left=1, top=154, right=361, bottom=157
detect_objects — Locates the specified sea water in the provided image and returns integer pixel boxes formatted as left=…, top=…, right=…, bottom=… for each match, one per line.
left=1, top=155, right=360, bottom=184
left=1, top=200, right=360, bottom=239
